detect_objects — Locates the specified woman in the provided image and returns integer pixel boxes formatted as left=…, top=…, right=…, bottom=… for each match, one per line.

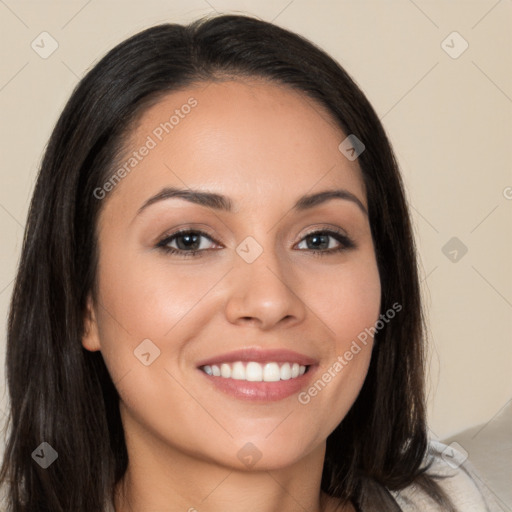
left=0, top=13, right=497, bottom=512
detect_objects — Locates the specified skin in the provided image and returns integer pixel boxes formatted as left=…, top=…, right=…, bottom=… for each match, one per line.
left=82, top=78, right=381, bottom=512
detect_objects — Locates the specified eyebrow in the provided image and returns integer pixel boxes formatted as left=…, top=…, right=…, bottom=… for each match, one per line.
left=136, top=187, right=368, bottom=218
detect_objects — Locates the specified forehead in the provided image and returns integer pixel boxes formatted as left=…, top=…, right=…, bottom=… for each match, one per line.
left=102, top=79, right=367, bottom=219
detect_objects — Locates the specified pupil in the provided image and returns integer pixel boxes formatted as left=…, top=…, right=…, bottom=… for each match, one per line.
left=178, top=233, right=199, bottom=250
left=309, top=234, right=328, bottom=250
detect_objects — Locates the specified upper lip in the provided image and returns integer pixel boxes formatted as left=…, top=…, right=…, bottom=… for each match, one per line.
left=196, top=347, right=318, bottom=368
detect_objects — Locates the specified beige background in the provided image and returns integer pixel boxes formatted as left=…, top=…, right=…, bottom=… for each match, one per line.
left=0, top=0, right=510, bottom=452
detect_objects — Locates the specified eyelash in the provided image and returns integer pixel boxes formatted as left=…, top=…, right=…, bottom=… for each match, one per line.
left=155, top=227, right=356, bottom=258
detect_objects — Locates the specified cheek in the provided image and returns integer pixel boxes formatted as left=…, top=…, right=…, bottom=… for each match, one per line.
left=93, top=242, right=235, bottom=389
left=96, top=244, right=218, bottom=339
left=295, top=254, right=381, bottom=425
left=309, top=253, right=382, bottom=348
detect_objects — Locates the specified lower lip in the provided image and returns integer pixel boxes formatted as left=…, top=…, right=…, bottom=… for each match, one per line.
left=198, top=366, right=317, bottom=402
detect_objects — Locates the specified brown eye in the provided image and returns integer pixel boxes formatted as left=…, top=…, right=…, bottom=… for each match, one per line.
left=156, top=230, right=219, bottom=257
left=296, top=230, right=356, bottom=256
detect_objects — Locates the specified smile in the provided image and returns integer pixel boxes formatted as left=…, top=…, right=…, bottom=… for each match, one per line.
left=200, top=361, right=308, bottom=382
left=196, top=347, right=317, bottom=401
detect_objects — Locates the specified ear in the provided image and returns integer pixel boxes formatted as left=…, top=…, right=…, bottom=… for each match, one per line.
left=82, top=293, right=101, bottom=352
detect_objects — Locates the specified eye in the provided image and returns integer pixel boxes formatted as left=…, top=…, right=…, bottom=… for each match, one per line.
left=295, top=229, right=356, bottom=256
left=156, top=229, right=219, bottom=258
left=156, top=227, right=356, bottom=258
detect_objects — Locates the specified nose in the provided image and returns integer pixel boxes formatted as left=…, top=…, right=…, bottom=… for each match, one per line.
left=224, top=243, right=307, bottom=330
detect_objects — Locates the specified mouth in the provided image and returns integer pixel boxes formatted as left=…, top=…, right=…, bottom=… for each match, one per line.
left=200, top=361, right=309, bottom=381
left=196, top=348, right=317, bottom=401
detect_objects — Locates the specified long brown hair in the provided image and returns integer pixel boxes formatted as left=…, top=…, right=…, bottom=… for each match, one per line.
left=0, top=14, right=455, bottom=511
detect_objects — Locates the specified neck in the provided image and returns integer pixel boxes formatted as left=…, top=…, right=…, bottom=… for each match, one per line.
left=113, top=420, right=352, bottom=512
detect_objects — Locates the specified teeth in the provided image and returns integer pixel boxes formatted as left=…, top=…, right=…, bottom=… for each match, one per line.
left=280, top=362, right=291, bottom=380
left=246, top=362, right=263, bottom=381
left=220, top=363, right=231, bottom=378
left=263, top=362, right=280, bottom=382
left=202, top=361, right=308, bottom=382
left=231, top=362, right=245, bottom=380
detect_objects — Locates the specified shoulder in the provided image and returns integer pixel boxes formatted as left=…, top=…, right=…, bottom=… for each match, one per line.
left=104, top=498, right=115, bottom=512
left=389, top=440, right=500, bottom=511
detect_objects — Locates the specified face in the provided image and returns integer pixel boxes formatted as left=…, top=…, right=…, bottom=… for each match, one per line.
left=83, top=79, right=381, bottom=471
